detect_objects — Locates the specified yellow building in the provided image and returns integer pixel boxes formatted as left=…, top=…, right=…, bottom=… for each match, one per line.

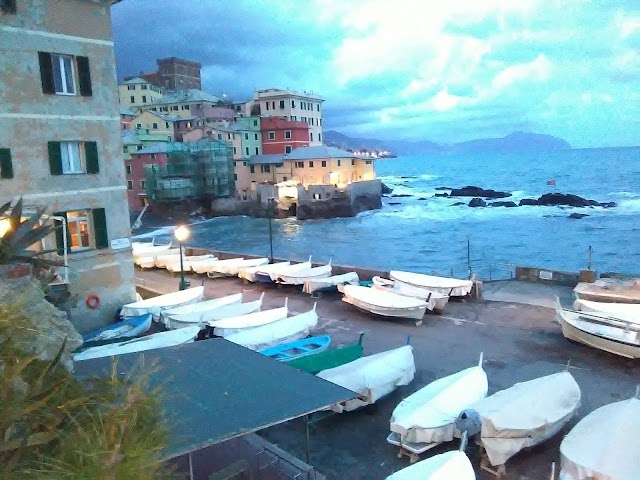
left=142, top=89, right=235, bottom=121
left=118, top=77, right=163, bottom=109
left=128, top=110, right=188, bottom=141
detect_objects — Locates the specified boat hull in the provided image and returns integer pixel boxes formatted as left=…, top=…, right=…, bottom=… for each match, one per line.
left=120, top=286, right=205, bottom=320
left=342, top=296, right=427, bottom=321
left=260, top=335, right=331, bottom=361
left=83, top=313, right=152, bottom=343
left=286, top=334, right=364, bottom=374
left=559, top=315, right=640, bottom=358
left=390, top=271, right=473, bottom=297
left=385, top=451, right=475, bottom=480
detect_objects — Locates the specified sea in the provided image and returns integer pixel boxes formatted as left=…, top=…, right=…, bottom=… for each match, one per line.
left=135, top=147, right=640, bottom=280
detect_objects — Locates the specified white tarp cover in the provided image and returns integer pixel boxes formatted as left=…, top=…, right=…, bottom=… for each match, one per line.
left=303, top=272, right=359, bottom=294
left=385, top=451, right=476, bottom=480
left=225, top=307, right=319, bottom=351
left=390, top=271, right=473, bottom=297
left=163, top=293, right=243, bottom=317
left=390, top=364, right=488, bottom=443
left=238, top=262, right=290, bottom=282
left=574, top=299, right=640, bottom=325
left=191, top=258, right=242, bottom=274
left=471, top=371, right=581, bottom=466
left=209, top=304, right=288, bottom=337
left=560, top=397, right=640, bottom=480
left=317, top=345, right=415, bottom=412
left=213, top=257, right=269, bottom=276
left=165, top=254, right=217, bottom=272
left=260, top=261, right=312, bottom=281
left=277, top=264, right=332, bottom=285
left=342, top=285, right=428, bottom=320
left=373, top=277, right=449, bottom=312
left=120, top=286, right=204, bottom=318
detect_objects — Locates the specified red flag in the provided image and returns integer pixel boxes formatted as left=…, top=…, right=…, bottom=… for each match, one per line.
left=547, top=179, right=556, bottom=186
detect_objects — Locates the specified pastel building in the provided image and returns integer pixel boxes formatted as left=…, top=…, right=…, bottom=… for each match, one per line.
left=122, top=129, right=170, bottom=161
left=118, top=77, right=163, bottom=108
left=143, top=89, right=234, bottom=121
left=260, top=117, right=310, bottom=155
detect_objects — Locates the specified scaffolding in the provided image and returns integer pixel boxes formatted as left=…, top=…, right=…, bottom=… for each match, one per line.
left=144, top=140, right=235, bottom=203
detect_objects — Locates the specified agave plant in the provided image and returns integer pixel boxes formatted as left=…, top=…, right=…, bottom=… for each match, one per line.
left=0, top=198, right=61, bottom=269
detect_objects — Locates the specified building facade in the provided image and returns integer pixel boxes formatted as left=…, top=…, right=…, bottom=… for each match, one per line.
left=260, top=117, right=310, bottom=155
left=142, top=89, right=234, bottom=121
left=157, top=57, right=201, bottom=90
left=129, top=110, right=180, bottom=141
left=0, top=0, right=136, bottom=332
left=118, top=77, right=164, bottom=108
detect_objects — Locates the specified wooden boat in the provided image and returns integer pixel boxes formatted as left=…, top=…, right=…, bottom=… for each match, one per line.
left=560, top=393, right=640, bottom=480
left=191, top=257, right=241, bottom=275
left=302, top=272, right=360, bottom=295
left=165, top=254, right=217, bottom=273
left=73, top=326, right=201, bottom=361
left=286, top=332, right=365, bottom=374
left=317, top=343, right=416, bottom=412
left=555, top=299, right=640, bottom=359
left=573, top=298, right=640, bottom=324
left=385, top=450, right=475, bottom=480
left=390, top=271, right=473, bottom=297
left=255, top=257, right=312, bottom=283
left=456, top=371, right=581, bottom=469
left=260, top=335, right=331, bottom=361
left=225, top=304, right=319, bottom=350
left=207, top=298, right=289, bottom=337
left=120, top=286, right=204, bottom=320
left=161, top=292, right=243, bottom=327
left=341, top=285, right=428, bottom=323
left=165, top=294, right=264, bottom=329
left=207, top=257, right=269, bottom=277
left=83, top=313, right=152, bottom=343
left=390, top=353, right=487, bottom=445
left=574, top=279, right=640, bottom=303
left=239, top=261, right=290, bottom=282
left=276, top=262, right=332, bottom=285
left=373, top=276, right=449, bottom=312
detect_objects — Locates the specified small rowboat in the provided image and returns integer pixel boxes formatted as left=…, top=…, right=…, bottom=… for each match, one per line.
left=276, top=262, right=332, bottom=285
left=255, top=257, right=312, bottom=283
left=207, top=298, right=289, bottom=337
left=83, top=313, right=152, bottom=344
left=385, top=450, right=475, bottom=480
left=239, top=262, right=291, bottom=282
left=390, top=271, right=473, bottom=297
left=286, top=332, right=365, bottom=374
left=573, top=298, right=640, bottom=324
left=373, top=276, right=449, bottom=312
left=165, top=254, right=217, bottom=273
left=260, top=335, right=331, bottom=362
left=166, top=294, right=264, bottom=330
left=207, top=257, right=270, bottom=277
left=342, top=285, right=428, bottom=323
left=191, top=257, right=240, bottom=275
left=120, top=286, right=204, bottom=320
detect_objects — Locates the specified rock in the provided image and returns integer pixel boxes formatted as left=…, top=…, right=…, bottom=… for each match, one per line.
left=536, top=193, right=592, bottom=207
left=519, top=198, right=538, bottom=206
left=388, top=202, right=402, bottom=206
left=489, top=201, right=518, bottom=207
left=435, top=187, right=453, bottom=191
left=468, top=198, right=487, bottom=207
left=418, top=198, right=428, bottom=201
left=599, top=202, right=617, bottom=208
left=390, top=194, right=413, bottom=198
left=381, top=183, right=393, bottom=195
left=449, top=186, right=511, bottom=199
left=434, top=193, right=449, bottom=197
left=451, top=202, right=466, bottom=206
left=568, top=213, right=589, bottom=219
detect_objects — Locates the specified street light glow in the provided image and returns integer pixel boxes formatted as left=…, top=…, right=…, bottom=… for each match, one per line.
left=0, top=218, right=11, bottom=238
left=174, top=225, right=190, bottom=243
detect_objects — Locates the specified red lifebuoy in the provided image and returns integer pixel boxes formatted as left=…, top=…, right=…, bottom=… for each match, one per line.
left=86, top=293, right=100, bottom=310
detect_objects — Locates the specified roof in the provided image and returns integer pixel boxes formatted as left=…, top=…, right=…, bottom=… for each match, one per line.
left=120, top=107, right=137, bottom=116
left=121, top=77, right=150, bottom=85
left=73, top=338, right=355, bottom=460
left=150, top=89, right=221, bottom=106
left=255, top=88, right=324, bottom=101
left=131, top=143, right=181, bottom=154
left=121, top=129, right=169, bottom=145
left=133, top=110, right=195, bottom=123
left=285, top=145, right=356, bottom=160
left=249, top=153, right=286, bottom=165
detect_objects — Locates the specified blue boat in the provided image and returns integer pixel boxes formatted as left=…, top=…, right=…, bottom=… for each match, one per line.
left=83, top=313, right=153, bottom=344
left=260, top=335, right=331, bottom=362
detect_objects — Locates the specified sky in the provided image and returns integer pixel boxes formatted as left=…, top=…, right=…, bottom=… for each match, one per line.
left=111, top=0, right=640, bottom=148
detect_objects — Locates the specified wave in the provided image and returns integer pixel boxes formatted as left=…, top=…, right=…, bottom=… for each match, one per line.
left=378, top=174, right=439, bottom=184
left=609, top=191, right=640, bottom=198
left=618, top=198, right=640, bottom=213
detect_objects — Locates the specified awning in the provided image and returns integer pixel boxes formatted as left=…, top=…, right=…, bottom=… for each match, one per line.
left=73, top=338, right=356, bottom=460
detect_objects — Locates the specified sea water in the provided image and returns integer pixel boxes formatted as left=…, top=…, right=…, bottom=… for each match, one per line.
left=136, top=147, right=640, bottom=279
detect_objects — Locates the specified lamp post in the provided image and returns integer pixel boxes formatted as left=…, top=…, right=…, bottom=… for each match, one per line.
left=174, top=225, right=190, bottom=290
left=267, top=198, right=275, bottom=262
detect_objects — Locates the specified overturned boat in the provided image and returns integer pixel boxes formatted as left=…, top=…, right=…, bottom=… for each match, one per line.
left=239, top=261, right=291, bottom=282
left=373, top=276, right=449, bottom=312
left=276, top=262, right=332, bottom=286
left=341, top=285, right=429, bottom=323
left=120, top=286, right=204, bottom=320
left=390, top=271, right=473, bottom=297
left=207, top=299, right=289, bottom=337
left=255, top=257, right=312, bottom=283
left=161, top=292, right=244, bottom=328
left=302, top=272, right=360, bottom=295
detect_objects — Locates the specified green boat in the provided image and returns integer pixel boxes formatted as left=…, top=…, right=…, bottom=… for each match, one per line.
left=287, top=332, right=365, bottom=374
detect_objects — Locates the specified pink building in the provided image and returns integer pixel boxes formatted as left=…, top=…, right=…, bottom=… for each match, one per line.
left=125, top=144, right=170, bottom=211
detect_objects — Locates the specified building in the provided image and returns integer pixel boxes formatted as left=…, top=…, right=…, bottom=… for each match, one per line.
left=120, top=107, right=136, bottom=130
left=260, top=117, right=310, bottom=155
left=157, top=57, right=201, bottom=90
left=253, top=89, right=324, bottom=146
left=129, top=110, right=181, bottom=141
left=122, top=129, right=170, bottom=161
left=118, top=77, right=164, bottom=109
left=0, top=0, right=136, bottom=332
left=143, top=89, right=234, bottom=121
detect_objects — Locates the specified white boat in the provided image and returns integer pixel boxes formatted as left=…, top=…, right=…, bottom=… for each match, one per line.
left=257, top=257, right=312, bottom=282
left=276, top=262, right=332, bottom=285
left=317, top=344, right=416, bottom=413
left=132, top=243, right=172, bottom=256
left=239, top=261, right=291, bottom=282
left=152, top=250, right=182, bottom=268
left=555, top=299, right=640, bottom=359
left=302, top=272, right=360, bottom=294
left=373, top=276, right=449, bottom=312
left=559, top=394, right=640, bottom=480
left=190, top=257, right=230, bottom=274
left=165, top=254, right=217, bottom=273
left=342, top=285, right=428, bottom=322
left=133, top=248, right=180, bottom=268
left=385, top=450, right=475, bottom=480
left=161, top=292, right=243, bottom=327
left=207, top=299, right=288, bottom=337
left=165, top=294, right=265, bottom=329
left=208, top=257, right=270, bottom=277
left=390, top=271, right=473, bottom=297
left=573, top=298, right=640, bottom=324
left=390, top=353, right=487, bottom=444
left=457, top=371, right=581, bottom=468
left=225, top=304, right=319, bottom=351
left=73, top=326, right=200, bottom=361
left=120, top=286, right=204, bottom=320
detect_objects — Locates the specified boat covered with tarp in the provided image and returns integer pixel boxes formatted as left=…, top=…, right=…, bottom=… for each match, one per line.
left=303, top=272, right=360, bottom=295
left=120, top=286, right=204, bottom=320
left=239, top=261, right=291, bottom=282
left=342, top=285, right=428, bottom=322
left=385, top=450, right=475, bottom=480
left=390, top=271, right=473, bottom=297
left=372, top=276, right=449, bottom=312
left=573, top=298, right=640, bottom=324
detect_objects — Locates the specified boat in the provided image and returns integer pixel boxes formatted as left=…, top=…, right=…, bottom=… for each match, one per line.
left=260, top=335, right=331, bottom=361
left=317, top=343, right=416, bottom=412
left=165, top=293, right=264, bottom=329
left=302, top=272, right=360, bottom=295
left=133, top=248, right=180, bottom=268
left=120, top=286, right=204, bottom=320
left=372, top=276, right=449, bottom=312
left=131, top=243, right=172, bottom=257
left=255, top=257, right=312, bottom=283
left=390, top=271, right=473, bottom=297
left=160, top=292, right=243, bottom=327
left=225, top=304, right=319, bottom=350
left=207, top=298, right=289, bottom=337
left=207, top=257, right=269, bottom=277
left=341, top=285, right=428, bottom=323
left=152, top=249, right=182, bottom=268
left=239, top=261, right=290, bottom=282
left=73, top=326, right=201, bottom=361
left=190, top=257, right=238, bottom=275
left=286, top=332, right=365, bottom=374
left=386, top=447, right=475, bottom=480
left=456, top=371, right=581, bottom=468
left=559, top=392, right=640, bottom=480
left=574, top=278, right=640, bottom=303
left=83, top=313, right=152, bottom=343
left=276, top=262, right=332, bottom=285
left=164, top=254, right=217, bottom=273
left=555, top=299, right=640, bottom=358
left=573, top=298, right=640, bottom=324
left=390, top=353, right=487, bottom=445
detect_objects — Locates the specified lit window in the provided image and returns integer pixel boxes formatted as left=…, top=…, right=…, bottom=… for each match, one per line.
left=285, top=130, right=291, bottom=139
left=67, top=210, right=92, bottom=250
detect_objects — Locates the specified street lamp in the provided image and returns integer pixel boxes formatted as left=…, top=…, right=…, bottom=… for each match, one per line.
left=267, top=198, right=275, bottom=262
left=0, top=218, right=11, bottom=238
left=174, top=225, right=190, bottom=291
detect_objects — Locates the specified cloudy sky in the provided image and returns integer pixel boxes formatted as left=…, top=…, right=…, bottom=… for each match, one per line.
left=111, top=0, right=639, bottom=148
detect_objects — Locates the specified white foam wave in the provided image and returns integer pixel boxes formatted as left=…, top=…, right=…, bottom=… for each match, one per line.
left=609, top=191, right=640, bottom=198
left=378, top=174, right=439, bottom=184
left=618, top=198, right=640, bottom=213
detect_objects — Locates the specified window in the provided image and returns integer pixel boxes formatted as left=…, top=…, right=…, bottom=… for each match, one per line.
left=150, top=153, right=156, bottom=160
left=311, top=118, right=315, bottom=126
left=271, top=101, right=275, bottom=109
left=254, top=133, right=259, bottom=140
left=245, top=147, right=249, bottom=156
left=67, top=210, right=92, bottom=250
left=279, top=100, right=285, bottom=109
left=318, top=133, right=322, bottom=142
left=292, top=116, right=297, bottom=121
left=127, top=180, right=133, bottom=190
left=126, top=165, right=132, bottom=174
left=310, top=132, right=313, bottom=142
left=0, top=148, right=14, bottom=179
left=319, top=119, right=322, bottom=126
left=317, top=104, right=320, bottom=111
left=365, top=160, right=372, bottom=164
left=130, top=96, right=135, bottom=104
left=285, top=130, right=291, bottom=139
left=39, top=52, right=93, bottom=96
left=217, top=134, right=223, bottom=140
left=253, top=120, right=258, bottom=127
left=302, top=117, right=307, bottom=123
left=268, top=131, right=275, bottom=140
left=275, top=162, right=284, bottom=167
left=265, top=102, right=270, bottom=111
left=54, top=209, right=108, bottom=253
left=245, top=133, right=249, bottom=140
left=184, top=105, right=190, bottom=110
left=136, top=145, right=143, bottom=150
left=351, top=159, right=355, bottom=166
left=152, top=122, right=158, bottom=129
left=172, top=106, right=179, bottom=111
left=285, top=146, right=292, bottom=154
left=313, top=193, right=321, bottom=200
left=321, top=160, right=327, bottom=167
left=141, top=84, right=147, bottom=90
left=142, top=95, right=147, bottom=103
left=295, top=161, right=304, bottom=168
left=48, top=141, right=99, bottom=175
left=255, top=147, right=259, bottom=155
left=249, top=165, right=255, bottom=173
left=243, top=161, right=247, bottom=166
left=233, top=147, right=237, bottom=154
left=291, top=100, right=296, bottom=108
left=1, top=0, right=15, bottom=13
left=127, top=85, right=136, bottom=91
left=261, top=165, right=270, bottom=173
left=234, top=174, right=238, bottom=180
left=337, top=159, right=341, bottom=167
left=301, top=102, right=305, bottom=111
left=141, top=180, right=146, bottom=189
left=186, top=122, right=192, bottom=129
left=309, top=161, right=314, bottom=167
left=165, top=122, right=170, bottom=128
left=228, top=133, right=233, bottom=140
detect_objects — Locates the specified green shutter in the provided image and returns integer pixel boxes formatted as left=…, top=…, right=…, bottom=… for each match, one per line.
left=0, top=148, right=13, bottom=179
left=85, top=141, right=99, bottom=173
left=48, top=141, right=63, bottom=175
left=76, top=56, right=93, bottom=97
left=38, top=52, right=55, bottom=94
left=92, top=208, right=108, bottom=249
left=53, top=212, right=69, bottom=255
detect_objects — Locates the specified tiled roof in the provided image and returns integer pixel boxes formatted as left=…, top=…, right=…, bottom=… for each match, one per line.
left=149, top=89, right=221, bottom=105
left=248, top=154, right=286, bottom=165
left=121, top=77, right=149, bottom=85
left=284, top=145, right=356, bottom=160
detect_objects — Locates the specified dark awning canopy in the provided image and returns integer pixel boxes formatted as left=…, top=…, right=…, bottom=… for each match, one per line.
left=73, top=338, right=356, bottom=460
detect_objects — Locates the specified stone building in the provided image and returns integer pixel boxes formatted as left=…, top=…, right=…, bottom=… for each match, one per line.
left=0, top=0, right=135, bottom=332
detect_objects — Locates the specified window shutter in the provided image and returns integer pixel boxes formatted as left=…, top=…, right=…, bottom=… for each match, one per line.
left=53, top=212, right=69, bottom=255
left=76, top=56, right=93, bottom=97
left=92, top=208, right=108, bottom=249
left=38, top=52, right=55, bottom=94
left=0, top=148, right=13, bottom=179
left=85, top=141, right=99, bottom=173
left=48, top=141, right=63, bottom=175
